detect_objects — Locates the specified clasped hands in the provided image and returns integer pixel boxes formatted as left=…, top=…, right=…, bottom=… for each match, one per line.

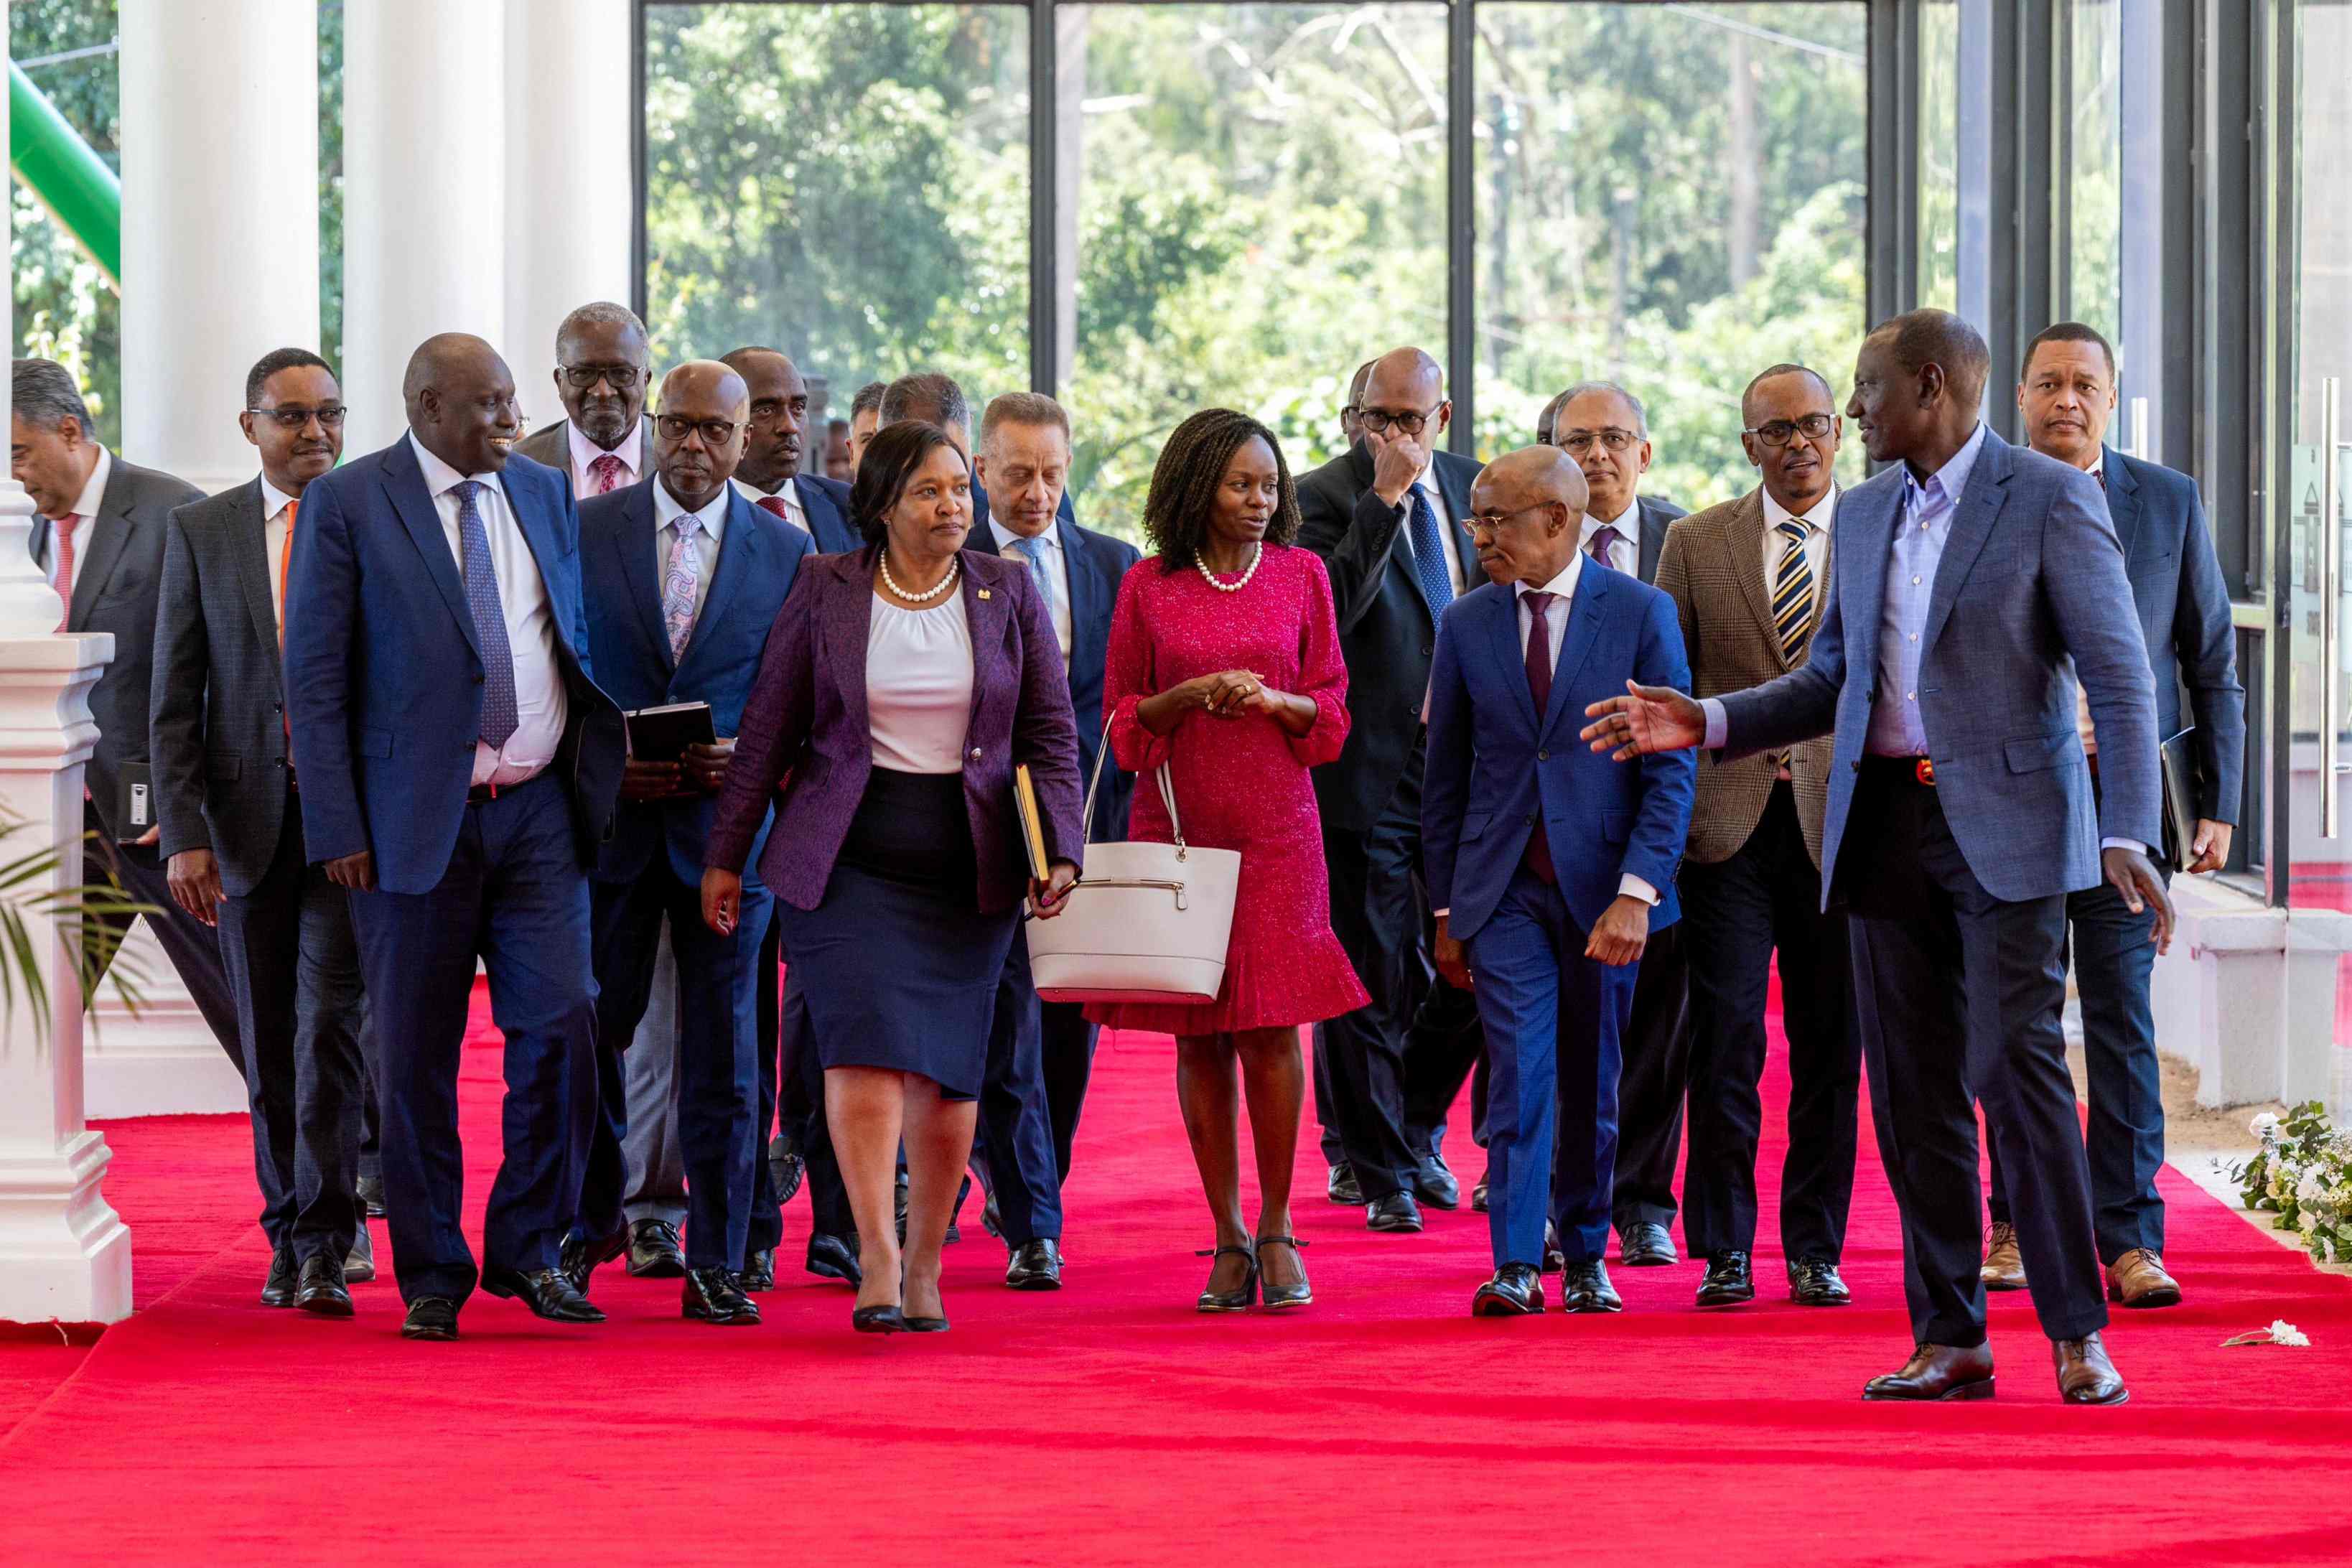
left=1177, top=668, right=1282, bottom=720
left=622, top=739, right=738, bottom=803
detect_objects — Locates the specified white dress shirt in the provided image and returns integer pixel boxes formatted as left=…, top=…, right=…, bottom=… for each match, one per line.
left=652, top=479, right=729, bottom=628
left=566, top=419, right=644, bottom=498
left=44, top=444, right=113, bottom=603
left=867, top=592, right=974, bottom=774
left=1763, top=484, right=1835, bottom=592
left=990, top=518, right=1074, bottom=671
left=732, top=473, right=810, bottom=534
left=261, top=477, right=299, bottom=631
left=408, top=434, right=567, bottom=788
left=1396, top=465, right=1469, bottom=594
left=1579, top=503, right=1641, bottom=577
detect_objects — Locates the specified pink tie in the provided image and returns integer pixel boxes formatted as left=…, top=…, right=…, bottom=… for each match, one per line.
left=589, top=454, right=627, bottom=495
left=50, top=513, right=80, bottom=633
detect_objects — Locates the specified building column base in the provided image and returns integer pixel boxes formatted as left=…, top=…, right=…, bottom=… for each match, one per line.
left=0, top=1129, right=132, bottom=1324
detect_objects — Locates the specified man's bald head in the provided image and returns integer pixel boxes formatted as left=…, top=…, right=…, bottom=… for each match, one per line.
left=403, top=332, right=506, bottom=406
left=659, top=360, right=749, bottom=420
left=1467, top=446, right=1589, bottom=588
left=403, top=332, right=519, bottom=474
left=1362, top=347, right=1444, bottom=411
left=1480, top=444, right=1590, bottom=514
left=652, top=360, right=750, bottom=511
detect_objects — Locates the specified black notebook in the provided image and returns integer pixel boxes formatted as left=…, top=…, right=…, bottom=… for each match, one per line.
left=625, top=701, right=717, bottom=762
left=2157, top=725, right=2199, bottom=867
left=117, top=761, right=154, bottom=844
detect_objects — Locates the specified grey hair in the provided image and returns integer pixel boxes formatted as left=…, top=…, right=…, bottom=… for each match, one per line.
left=1549, top=379, right=1648, bottom=439
left=880, top=373, right=970, bottom=434
left=980, top=391, right=1070, bottom=451
left=11, top=358, right=95, bottom=435
left=554, top=301, right=648, bottom=358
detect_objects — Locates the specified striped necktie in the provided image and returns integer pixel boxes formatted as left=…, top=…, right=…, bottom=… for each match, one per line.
left=1771, top=515, right=1815, bottom=662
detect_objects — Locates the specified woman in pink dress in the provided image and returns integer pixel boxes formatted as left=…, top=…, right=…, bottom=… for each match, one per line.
left=1090, top=409, right=1368, bottom=1313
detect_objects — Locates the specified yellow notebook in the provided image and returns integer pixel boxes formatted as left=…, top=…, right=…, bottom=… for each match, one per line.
left=1014, top=764, right=1050, bottom=881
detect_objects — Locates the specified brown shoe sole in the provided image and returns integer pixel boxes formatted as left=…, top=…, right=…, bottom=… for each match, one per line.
left=2106, top=1282, right=2183, bottom=1308
left=1862, top=1376, right=1994, bottom=1402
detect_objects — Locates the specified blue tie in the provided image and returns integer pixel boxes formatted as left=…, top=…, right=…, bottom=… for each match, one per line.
left=1405, top=485, right=1453, bottom=626
left=452, top=480, right=519, bottom=750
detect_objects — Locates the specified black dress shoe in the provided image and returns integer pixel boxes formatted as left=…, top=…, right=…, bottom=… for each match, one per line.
left=559, top=1224, right=630, bottom=1294
left=401, top=1296, right=460, bottom=1341
left=1543, top=1221, right=1565, bottom=1274
left=852, top=1302, right=906, bottom=1334
left=482, top=1264, right=608, bottom=1324
left=1472, top=1166, right=1490, bottom=1213
left=1787, top=1256, right=1852, bottom=1306
left=261, top=1246, right=299, bottom=1308
left=1618, top=1221, right=1679, bottom=1267
left=806, top=1231, right=863, bottom=1286
left=1696, top=1251, right=1755, bottom=1307
left=732, top=1249, right=777, bottom=1294
left=1559, top=1259, right=1623, bottom=1313
left=767, top=1134, right=803, bottom=1205
left=626, top=1218, right=686, bottom=1279
left=1472, top=1261, right=1544, bottom=1317
left=295, top=1254, right=354, bottom=1317
left=1414, top=1153, right=1461, bottom=1210
left=683, top=1266, right=762, bottom=1325
left=1006, top=1238, right=1063, bottom=1290
left=344, top=1225, right=376, bottom=1284
left=1366, top=1190, right=1423, bottom=1233
left=355, top=1174, right=387, bottom=1218
left=1325, top=1162, right=1363, bottom=1206
left=1863, top=1342, right=1995, bottom=1401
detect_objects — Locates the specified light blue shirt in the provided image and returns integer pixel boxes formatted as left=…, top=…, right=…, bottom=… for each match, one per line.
left=1867, top=420, right=1987, bottom=756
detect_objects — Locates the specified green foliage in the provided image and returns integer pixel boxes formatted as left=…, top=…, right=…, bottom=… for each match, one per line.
left=9, top=0, right=122, bottom=444
left=0, top=811, right=155, bottom=1045
left=2234, top=1102, right=2352, bottom=1266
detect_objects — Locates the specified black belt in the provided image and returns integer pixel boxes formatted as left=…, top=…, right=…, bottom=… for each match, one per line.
left=1860, top=754, right=1938, bottom=788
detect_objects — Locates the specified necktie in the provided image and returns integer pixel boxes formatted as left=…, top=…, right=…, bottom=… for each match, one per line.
left=2094, top=467, right=2106, bottom=491
left=1521, top=590, right=1558, bottom=887
left=1771, top=516, right=1816, bottom=663
left=755, top=494, right=793, bottom=527
left=589, top=454, right=627, bottom=496
left=1007, top=535, right=1063, bottom=649
left=50, top=513, right=80, bottom=633
left=453, top=481, right=519, bottom=750
left=663, top=512, right=704, bottom=662
left=1405, top=485, right=1453, bottom=626
left=1586, top=523, right=1621, bottom=569
left=276, top=499, right=299, bottom=648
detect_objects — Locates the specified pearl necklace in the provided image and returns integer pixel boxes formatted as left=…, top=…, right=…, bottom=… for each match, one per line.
left=1197, top=542, right=1264, bottom=593
left=879, top=547, right=958, bottom=605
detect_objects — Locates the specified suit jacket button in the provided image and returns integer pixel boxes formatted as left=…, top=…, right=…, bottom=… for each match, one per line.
left=1422, top=645, right=1433, bottom=657
left=473, top=673, right=485, bottom=684
left=970, top=747, right=982, bottom=760
left=1537, top=750, right=1549, bottom=761
left=1849, top=760, right=1860, bottom=772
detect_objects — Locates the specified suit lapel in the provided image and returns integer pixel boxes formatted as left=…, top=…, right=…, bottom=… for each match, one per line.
left=963, top=552, right=1009, bottom=733
left=225, top=480, right=282, bottom=665
left=1725, top=491, right=1781, bottom=666
left=823, top=555, right=874, bottom=739
left=1058, top=520, right=1105, bottom=681
left=70, top=462, right=140, bottom=629
left=505, top=465, right=571, bottom=646
left=683, top=490, right=765, bottom=679
left=1485, top=586, right=1538, bottom=732
left=2101, top=446, right=2142, bottom=564
left=383, top=438, right=482, bottom=658
left=1637, top=498, right=1669, bottom=584
left=1432, top=455, right=1484, bottom=586
left=615, top=482, right=673, bottom=673
left=1839, top=479, right=1897, bottom=691
left=1923, top=430, right=2012, bottom=653
left=1541, top=566, right=1608, bottom=741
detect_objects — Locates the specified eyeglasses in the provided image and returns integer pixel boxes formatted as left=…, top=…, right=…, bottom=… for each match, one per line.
left=248, top=404, right=347, bottom=430
left=1743, top=414, right=1835, bottom=448
left=1557, top=427, right=1642, bottom=454
left=562, top=363, right=644, bottom=391
left=655, top=414, right=743, bottom=445
left=1460, top=502, right=1552, bottom=535
left=1358, top=406, right=1440, bottom=437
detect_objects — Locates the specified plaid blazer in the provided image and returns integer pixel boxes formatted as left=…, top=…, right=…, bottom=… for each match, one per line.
left=1652, top=487, right=1833, bottom=869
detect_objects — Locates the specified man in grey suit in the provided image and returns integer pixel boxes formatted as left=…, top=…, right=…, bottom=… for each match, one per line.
left=514, top=301, right=688, bottom=1279
left=11, top=357, right=238, bottom=1057
left=1585, top=309, right=2172, bottom=1406
left=151, top=348, right=370, bottom=1316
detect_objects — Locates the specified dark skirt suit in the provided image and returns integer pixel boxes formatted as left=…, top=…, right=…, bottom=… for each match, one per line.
left=706, top=547, right=1087, bottom=1100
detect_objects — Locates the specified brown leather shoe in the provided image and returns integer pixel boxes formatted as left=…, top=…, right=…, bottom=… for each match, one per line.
left=2105, top=1248, right=2181, bottom=1308
left=1980, top=1222, right=2027, bottom=1291
left=2053, top=1332, right=2129, bottom=1404
left=1861, top=1342, right=1995, bottom=1401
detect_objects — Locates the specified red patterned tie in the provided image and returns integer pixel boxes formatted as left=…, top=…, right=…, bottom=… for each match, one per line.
left=50, top=513, right=80, bottom=633
left=1521, top=591, right=1558, bottom=886
left=589, top=454, right=627, bottom=495
left=755, top=495, right=790, bottom=523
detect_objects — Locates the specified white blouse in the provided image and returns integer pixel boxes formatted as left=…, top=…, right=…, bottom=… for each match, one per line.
left=866, top=590, right=975, bottom=774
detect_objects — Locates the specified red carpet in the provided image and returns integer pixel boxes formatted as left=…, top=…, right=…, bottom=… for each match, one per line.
left=4, top=981, right=2351, bottom=1564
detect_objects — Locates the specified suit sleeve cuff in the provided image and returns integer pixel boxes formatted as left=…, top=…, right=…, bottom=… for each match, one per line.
left=1618, top=875, right=1660, bottom=906
left=1701, top=698, right=1728, bottom=751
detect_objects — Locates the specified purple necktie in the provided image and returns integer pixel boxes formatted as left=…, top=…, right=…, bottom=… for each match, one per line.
left=1522, top=590, right=1558, bottom=887
left=453, top=481, right=519, bottom=750
left=1587, top=524, right=1620, bottom=567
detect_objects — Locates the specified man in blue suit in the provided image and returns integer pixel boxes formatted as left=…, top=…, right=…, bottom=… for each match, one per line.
left=1585, top=309, right=2173, bottom=1404
left=724, top=346, right=859, bottom=554
left=1424, top=446, right=1694, bottom=1317
left=964, top=391, right=1142, bottom=1289
left=1977, top=321, right=2244, bottom=1309
left=566, top=362, right=815, bottom=1326
left=284, top=333, right=626, bottom=1342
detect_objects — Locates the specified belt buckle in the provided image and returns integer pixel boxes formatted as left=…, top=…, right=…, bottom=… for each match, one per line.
left=1913, top=756, right=1936, bottom=787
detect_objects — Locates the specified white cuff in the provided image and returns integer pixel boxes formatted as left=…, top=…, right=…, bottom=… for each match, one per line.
left=1618, top=875, right=1659, bottom=906
left=1701, top=698, right=1728, bottom=751
left=1433, top=907, right=1449, bottom=918
left=2100, top=837, right=2146, bottom=856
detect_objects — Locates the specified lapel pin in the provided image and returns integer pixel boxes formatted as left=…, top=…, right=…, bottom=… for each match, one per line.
left=978, top=588, right=992, bottom=600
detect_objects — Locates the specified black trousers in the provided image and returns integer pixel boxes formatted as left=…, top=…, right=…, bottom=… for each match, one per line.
left=1678, top=783, right=1860, bottom=1263
left=1843, top=765, right=2107, bottom=1347
left=1399, top=972, right=1486, bottom=1157
left=213, top=808, right=367, bottom=1264
left=1039, top=999, right=1098, bottom=1182
left=1607, top=919, right=1691, bottom=1231
left=971, top=934, right=1064, bottom=1246
left=756, top=966, right=857, bottom=1246
left=86, top=819, right=241, bottom=1064
left=1987, top=857, right=2172, bottom=1263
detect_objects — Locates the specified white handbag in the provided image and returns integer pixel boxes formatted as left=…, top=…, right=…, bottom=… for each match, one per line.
left=1025, top=737, right=1241, bottom=1006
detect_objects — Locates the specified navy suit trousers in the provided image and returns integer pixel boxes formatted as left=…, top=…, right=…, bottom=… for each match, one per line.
left=1467, top=864, right=1635, bottom=1269
left=348, top=773, right=597, bottom=1304
left=972, top=935, right=1065, bottom=1246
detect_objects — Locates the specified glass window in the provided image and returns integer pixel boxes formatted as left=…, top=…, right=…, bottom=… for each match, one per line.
left=642, top=4, right=1032, bottom=408
left=9, top=9, right=123, bottom=444
left=1918, top=0, right=1959, bottom=314
left=1474, top=2, right=1869, bottom=510
left=2067, top=0, right=2122, bottom=342
left=1065, top=2, right=1448, bottom=536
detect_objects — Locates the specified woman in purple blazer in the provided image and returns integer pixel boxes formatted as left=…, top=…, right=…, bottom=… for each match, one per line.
left=704, top=421, right=1085, bottom=1335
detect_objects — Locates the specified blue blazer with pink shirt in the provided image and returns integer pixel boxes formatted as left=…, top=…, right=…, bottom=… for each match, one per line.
left=706, top=546, right=1088, bottom=913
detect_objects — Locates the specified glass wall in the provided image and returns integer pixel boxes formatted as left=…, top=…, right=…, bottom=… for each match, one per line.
left=2067, top=0, right=2121, bottom=343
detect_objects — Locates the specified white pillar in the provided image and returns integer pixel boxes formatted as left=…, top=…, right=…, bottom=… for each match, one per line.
left=342, top=0, right=510, bottom=452
left=0, top=70, right=132, bottom=1325
left=118, top=0, right=322, bottom=496
left=505, top=0, right=634, bottom=432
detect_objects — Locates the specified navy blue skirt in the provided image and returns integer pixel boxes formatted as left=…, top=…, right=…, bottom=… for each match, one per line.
left=776, top=767, right=1014, bottom=1101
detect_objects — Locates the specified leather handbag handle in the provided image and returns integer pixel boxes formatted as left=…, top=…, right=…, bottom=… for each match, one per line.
left=1077, top=727, right=1185, bottom=854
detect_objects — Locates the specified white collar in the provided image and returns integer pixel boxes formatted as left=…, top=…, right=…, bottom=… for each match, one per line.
left=258, top=476, right=300, bottom=521
left=990, top=519, right=1058, bottom=554
left=407, top=432, right=505, bottom=502
left=64, top=444, right=112, bottom=520
left=653, top=477, right=729, bottom=538
left=1763, top=483, right=1837, bottom=535
left=1582, top=502, right=1636, bottom=543
left=1513, top=549, right=1585, bottom=603
left=568, top=418, right=643, bottom=481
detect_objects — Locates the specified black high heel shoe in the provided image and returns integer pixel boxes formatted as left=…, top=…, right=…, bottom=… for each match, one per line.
left=851, top=1303, right=906, bottom=1334
left=1195, top=1243, right=1258, bottom=1312
left=1256, top=1236, right=1312, bottom=1311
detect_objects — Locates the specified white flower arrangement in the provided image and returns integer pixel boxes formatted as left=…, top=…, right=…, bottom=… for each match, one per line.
left=2234, top=1102, right=2352, bottom=1265
left=2221, top=1319, right=2311, bottom=1349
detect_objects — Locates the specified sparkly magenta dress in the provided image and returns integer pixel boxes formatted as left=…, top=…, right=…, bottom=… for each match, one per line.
left=1086, top=543, right=1370, bottom=1036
